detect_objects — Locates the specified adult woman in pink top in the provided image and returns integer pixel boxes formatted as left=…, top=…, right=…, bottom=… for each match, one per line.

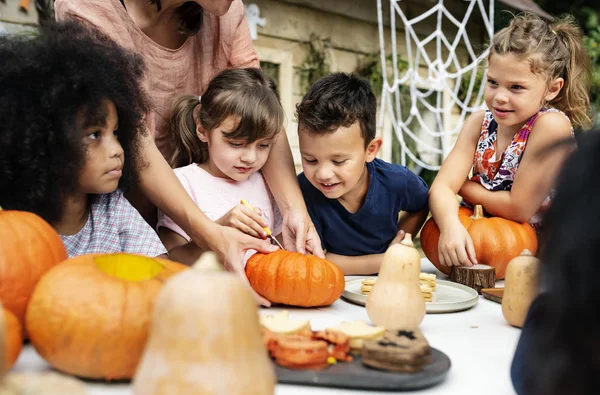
left=55, top=0, right=323, bottom=302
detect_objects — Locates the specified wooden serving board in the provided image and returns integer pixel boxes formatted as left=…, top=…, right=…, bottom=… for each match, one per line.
left=481, top=287, right=504, bottom=304
left=275, top=347, right=451, bottom=391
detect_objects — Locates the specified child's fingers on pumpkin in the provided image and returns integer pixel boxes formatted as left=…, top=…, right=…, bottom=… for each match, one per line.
left=249, top=286, right=271, bottom=307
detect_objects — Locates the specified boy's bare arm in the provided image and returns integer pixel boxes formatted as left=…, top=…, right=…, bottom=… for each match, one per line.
left=397, top=206, right=429, bottom=237
left=325, top=230, right=407, bottom=275
left=325, top=252, right=384, bottom=275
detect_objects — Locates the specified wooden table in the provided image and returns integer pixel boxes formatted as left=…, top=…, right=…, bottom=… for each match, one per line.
left=14, top=259, right=520, bottom=395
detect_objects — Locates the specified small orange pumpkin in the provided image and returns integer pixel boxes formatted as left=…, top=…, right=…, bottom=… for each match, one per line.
left=4, top=308, right=22, bottom=370
left=25, top=254, right=187, bottom=380
left=0, top=209, right=67, bottom=328
left=420, top=205, right=537, bottom=279
left=245, top=250, right=345, bottom=307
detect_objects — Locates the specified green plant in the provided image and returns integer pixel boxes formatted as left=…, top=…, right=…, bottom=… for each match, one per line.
left=457, top=65, right=485, bottom=108
left=581, top=9, right=600, bottom=126
left=297, top=34, right=331, bottom=94
left=355, top=53, right=408, bottom=97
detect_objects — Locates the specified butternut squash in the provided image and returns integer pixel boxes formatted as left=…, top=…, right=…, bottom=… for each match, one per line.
left=365, top=234, right=426, bottom=329
left=133, top=252, right=275, bottom=395
left=502, top=250, right=540, bottom=328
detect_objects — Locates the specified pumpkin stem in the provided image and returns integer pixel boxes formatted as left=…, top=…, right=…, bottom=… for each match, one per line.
left=471, top=205, right=484, bottom=220
left=521, top=249, right=533, bottom=256
left=192, top=252, right=225, bottom=273
left=400, top=233, right=414, bottom=247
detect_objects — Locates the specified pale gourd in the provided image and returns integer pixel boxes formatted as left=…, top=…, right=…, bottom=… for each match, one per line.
left=365, top=234, right=426, bottom=329
left=502, top=250, right=540, bottom=328
left=0, top=372, right=87, bottom=395
left=132, top=252, right=275, bottom=395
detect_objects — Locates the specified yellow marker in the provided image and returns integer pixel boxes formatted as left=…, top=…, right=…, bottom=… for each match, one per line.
left=240, top=199, right=285, bottom=250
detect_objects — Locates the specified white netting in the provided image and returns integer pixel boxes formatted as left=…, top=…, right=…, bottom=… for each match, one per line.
left=377, top=0, right=495, bottom=170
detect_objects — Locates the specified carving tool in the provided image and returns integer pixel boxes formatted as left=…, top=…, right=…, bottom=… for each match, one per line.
left=240, top=199, right=285, bottom=250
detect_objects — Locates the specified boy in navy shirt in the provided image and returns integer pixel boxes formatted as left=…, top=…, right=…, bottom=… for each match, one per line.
left=296, top=73, right=429, bottom=275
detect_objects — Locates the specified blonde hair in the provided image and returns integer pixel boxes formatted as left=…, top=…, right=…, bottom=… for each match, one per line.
left=490, top=13, right=592, bottom=129
left=167, top=68, right=284, bottom=169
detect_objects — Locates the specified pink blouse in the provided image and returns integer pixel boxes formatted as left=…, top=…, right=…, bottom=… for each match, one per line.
left=55, top=0, right=259, bottom=158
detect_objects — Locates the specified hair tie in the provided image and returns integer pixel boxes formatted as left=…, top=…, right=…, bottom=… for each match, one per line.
left=198, top=95, right=202, bottom=104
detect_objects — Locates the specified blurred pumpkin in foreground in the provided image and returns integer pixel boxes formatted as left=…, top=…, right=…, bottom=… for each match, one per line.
left=26, top=253, right=187, bottom=380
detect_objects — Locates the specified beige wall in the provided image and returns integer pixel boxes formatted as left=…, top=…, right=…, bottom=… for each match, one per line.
left=0, top=0, right=39, bottom=34
left=249, top=0, right=486, bottom=173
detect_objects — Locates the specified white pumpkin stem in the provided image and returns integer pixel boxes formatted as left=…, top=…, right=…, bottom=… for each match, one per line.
left=192, top=252, right=225, bottom=273
left=521, top=249, right=533, bottom=256
left=471, top=205, right=484, bottom=220
left=400, top=233, right=414, bottom=247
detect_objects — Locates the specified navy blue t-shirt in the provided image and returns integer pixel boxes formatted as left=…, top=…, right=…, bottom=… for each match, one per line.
left=298, top=158, right=428, bottom=256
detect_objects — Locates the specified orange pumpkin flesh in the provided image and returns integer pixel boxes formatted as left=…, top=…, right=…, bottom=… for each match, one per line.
left=420, top=205, right=537, bottom=279
left=0, top=209, right=67, bottom=329
left=4, top=308, right=22, bottom=370
left=245, top=250, right=345, bottom=307
left=25, top=254, right=187, bottom=380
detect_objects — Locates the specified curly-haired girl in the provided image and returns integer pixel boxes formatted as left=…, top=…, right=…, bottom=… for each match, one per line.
left=157, top=68, right=284, bottom=265
left=0, top=21, right=166, bottom=258
left=429, top=13, right=592, bottom=268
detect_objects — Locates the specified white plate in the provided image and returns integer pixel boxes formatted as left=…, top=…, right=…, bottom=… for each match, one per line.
left=342, top=277, right=479, bottom=314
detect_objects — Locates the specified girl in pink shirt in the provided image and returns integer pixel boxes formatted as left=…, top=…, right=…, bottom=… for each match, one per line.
left=158, top=68, right=284, bottom=265
left=55, top=1, right=324, bottom=288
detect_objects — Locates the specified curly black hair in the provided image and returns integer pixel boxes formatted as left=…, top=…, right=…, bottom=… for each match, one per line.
left=517, top=129, right=600, bottom=394
left=295, top=72, right=377, bottom=148
left=0, top=21, right=149, bottom=225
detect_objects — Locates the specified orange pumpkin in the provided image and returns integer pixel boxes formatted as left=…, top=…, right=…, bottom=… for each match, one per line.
left=25, top=254, right=187, bottom=380
left=0, top=209, right=67, bottom=328
left=245, top=250, right=345, bottom=307
left=420, top=205, right=537, bottom=279
left=4, top=308, right=22, bottom=370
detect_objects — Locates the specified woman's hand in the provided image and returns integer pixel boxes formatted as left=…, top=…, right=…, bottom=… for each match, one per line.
left=437, top=220, right=478, bottom=268
left=281, top=208, right=325, bottom=257
left=207, top=224, right=279, bottom=307
left=216, top=204, right=268, bottom=239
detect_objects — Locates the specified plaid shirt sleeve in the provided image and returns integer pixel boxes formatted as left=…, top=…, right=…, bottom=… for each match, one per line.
left=113, top=191, right=168, bottom=257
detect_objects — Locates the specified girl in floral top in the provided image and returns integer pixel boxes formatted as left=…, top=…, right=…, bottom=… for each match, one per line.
left=429, top=13, right=592, bottom=269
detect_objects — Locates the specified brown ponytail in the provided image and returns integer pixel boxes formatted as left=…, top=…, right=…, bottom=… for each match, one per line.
left=490, top=13, right=593, bottom=129
left=551, top=16, right=593, bottom=129
left=167, top=68, right=284, bottom=169
left=167, top=95, right=208, bottom=168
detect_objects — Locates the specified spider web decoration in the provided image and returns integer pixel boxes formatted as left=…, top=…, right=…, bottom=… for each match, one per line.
left=377, top=0, right=495, bottom=170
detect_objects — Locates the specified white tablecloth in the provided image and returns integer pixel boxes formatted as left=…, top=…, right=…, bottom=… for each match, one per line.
left=13, top=259, right=520, bottom=395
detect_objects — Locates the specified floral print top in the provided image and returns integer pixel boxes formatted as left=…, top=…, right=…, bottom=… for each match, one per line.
left=462, top=108, right=573, bottom=231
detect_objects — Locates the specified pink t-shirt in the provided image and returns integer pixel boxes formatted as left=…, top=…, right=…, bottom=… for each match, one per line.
left=55, top=0, right=259, bottom=158
left=157, top=164, right=282, bottom=263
